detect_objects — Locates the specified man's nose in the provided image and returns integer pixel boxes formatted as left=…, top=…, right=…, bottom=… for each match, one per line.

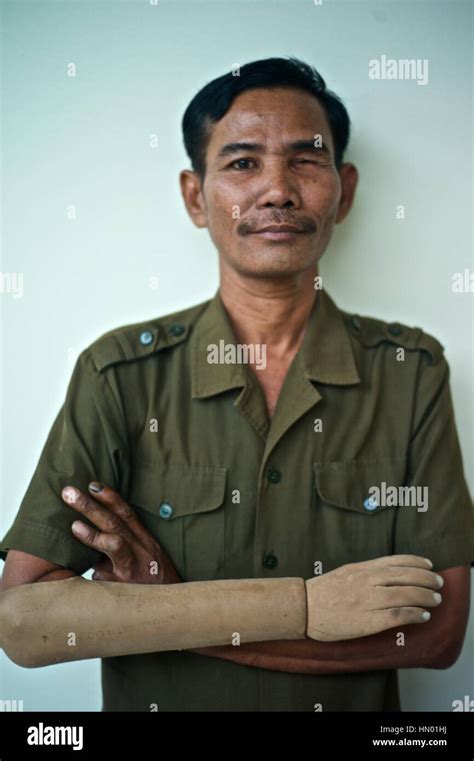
left=256, top=162, right=300, bottom=208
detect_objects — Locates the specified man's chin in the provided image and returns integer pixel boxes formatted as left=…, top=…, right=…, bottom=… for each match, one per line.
left=232, top=262, right=315, bottom=280
left=231, top=249, right=317, bottom=278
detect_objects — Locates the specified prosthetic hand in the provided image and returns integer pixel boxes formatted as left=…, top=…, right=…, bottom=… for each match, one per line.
left=0, top=555, right=441, bottom=667
left=305, top=554, right=442, bottom=641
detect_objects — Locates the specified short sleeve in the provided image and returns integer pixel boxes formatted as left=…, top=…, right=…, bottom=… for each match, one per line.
left=0, top=350, right=129, bottom=574
left=394, top=352, right=474, bottom=571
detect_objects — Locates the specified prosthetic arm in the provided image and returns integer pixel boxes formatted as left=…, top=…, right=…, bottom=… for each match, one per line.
left=0, top=555, right=441, bottom=668
left=0, top=576, right=307, bottom=668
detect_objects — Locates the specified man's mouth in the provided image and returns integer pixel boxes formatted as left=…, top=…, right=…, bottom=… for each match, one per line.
left=248, top=224, right=308, bottom=241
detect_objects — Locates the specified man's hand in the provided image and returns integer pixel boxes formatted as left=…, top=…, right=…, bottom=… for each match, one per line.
left=61, top=481, right=182, bottom=585
left=305, top=554, right=444, bottom=641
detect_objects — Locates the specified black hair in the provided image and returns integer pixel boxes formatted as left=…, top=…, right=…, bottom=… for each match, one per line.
left=182, top=56, right=351, bottom=179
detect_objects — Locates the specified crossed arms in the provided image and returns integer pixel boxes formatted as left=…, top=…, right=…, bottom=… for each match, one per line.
left=0, top=483, right=470, bottom=672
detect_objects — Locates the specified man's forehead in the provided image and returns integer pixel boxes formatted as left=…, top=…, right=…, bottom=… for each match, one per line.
left=207, top=88, right=332, bottom=150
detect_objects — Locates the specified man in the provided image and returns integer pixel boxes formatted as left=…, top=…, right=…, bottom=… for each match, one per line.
left=1, top=57, right=473, bottom=711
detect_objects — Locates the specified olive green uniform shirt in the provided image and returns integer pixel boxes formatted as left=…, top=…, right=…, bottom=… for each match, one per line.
left=1, top=288, right=473, bottom=711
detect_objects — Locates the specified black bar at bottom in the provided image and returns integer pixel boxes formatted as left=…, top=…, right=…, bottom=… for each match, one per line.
left=0, top=711, right=473, bottom=759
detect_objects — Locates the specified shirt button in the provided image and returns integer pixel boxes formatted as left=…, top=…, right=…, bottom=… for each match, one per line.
left=363, top=496, right=379, bottom=512
left=262, top=553, right=278, bottom=569
left=350, top=315, right=361, bottom=331
left=168, top=323, right=185, bottom=337
left=159, top=502, right=173, bottom=519
left=266, top=467, right=282, bottom=484
left=139, top=330, right=154, bottom=346
left=387, top=323, right=402, bottom=336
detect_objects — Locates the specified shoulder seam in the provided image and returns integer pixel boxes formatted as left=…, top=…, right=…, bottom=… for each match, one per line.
left=342, top=311, right=445, bottom=365
left=86, top=299, right=210, bottom=373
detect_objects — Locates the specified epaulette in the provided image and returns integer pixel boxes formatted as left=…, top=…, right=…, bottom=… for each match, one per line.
left=87, top=300, right=209, bottom=373
left=343, top=312, right=445, bottom=365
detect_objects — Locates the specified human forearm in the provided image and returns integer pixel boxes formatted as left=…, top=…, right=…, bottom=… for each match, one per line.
left=0, top=575, right=306, bottom=668
left=190, top=625, right=439, bottom=674
left=38, top=569, right=79, bottom=583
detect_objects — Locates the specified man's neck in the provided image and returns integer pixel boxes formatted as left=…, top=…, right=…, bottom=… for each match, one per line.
left=218, top=268, right=318, bottom=359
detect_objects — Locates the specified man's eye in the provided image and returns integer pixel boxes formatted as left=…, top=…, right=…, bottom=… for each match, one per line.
left=230, top=158, right=255, bottom=170
left=228, top=157, right=325, bottom=170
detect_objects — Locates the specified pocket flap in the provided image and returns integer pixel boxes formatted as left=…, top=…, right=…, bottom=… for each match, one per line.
left=128, top=463, right=227, bottom=519
left=313, top=457, right=407, bottom=515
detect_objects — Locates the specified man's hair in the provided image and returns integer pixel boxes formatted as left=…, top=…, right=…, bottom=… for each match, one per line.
left=182, top=56, right=351, bottom=180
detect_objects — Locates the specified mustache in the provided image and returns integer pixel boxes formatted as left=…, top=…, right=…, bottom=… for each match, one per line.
left=238, top=214, right=317, bottom=235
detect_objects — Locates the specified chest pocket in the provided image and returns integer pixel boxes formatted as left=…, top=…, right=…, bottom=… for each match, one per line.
left=127, top=463, right=227, bottom=581
left=312, top=457, right=407, bottom=572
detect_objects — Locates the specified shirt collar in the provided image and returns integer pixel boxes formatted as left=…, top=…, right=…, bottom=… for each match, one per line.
left=191, top=287, right=360, bottom=399
left=300, top=287, right=361, bottom=385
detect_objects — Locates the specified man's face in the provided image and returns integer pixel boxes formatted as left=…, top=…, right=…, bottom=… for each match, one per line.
left=181, top=86, right=357, bottom=279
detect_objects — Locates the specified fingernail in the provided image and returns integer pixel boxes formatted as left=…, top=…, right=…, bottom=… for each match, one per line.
left=436, top=574, right=444, bottom=587
left=422, top=611, right=431, bottom=621
left=62, top=487, right=78, bottom=504
left=71, top=521, right=86, bottom=536
left=89, top=481, right=104, bottom=493
left=424, top=558, right=433, bottom=568
left=433, top=592, right=442, bottom=604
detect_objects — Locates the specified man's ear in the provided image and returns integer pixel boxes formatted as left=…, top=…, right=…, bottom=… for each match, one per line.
left=179, top=169, right=208, bottom=229
left=335, top=163, right=359, bottom=224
